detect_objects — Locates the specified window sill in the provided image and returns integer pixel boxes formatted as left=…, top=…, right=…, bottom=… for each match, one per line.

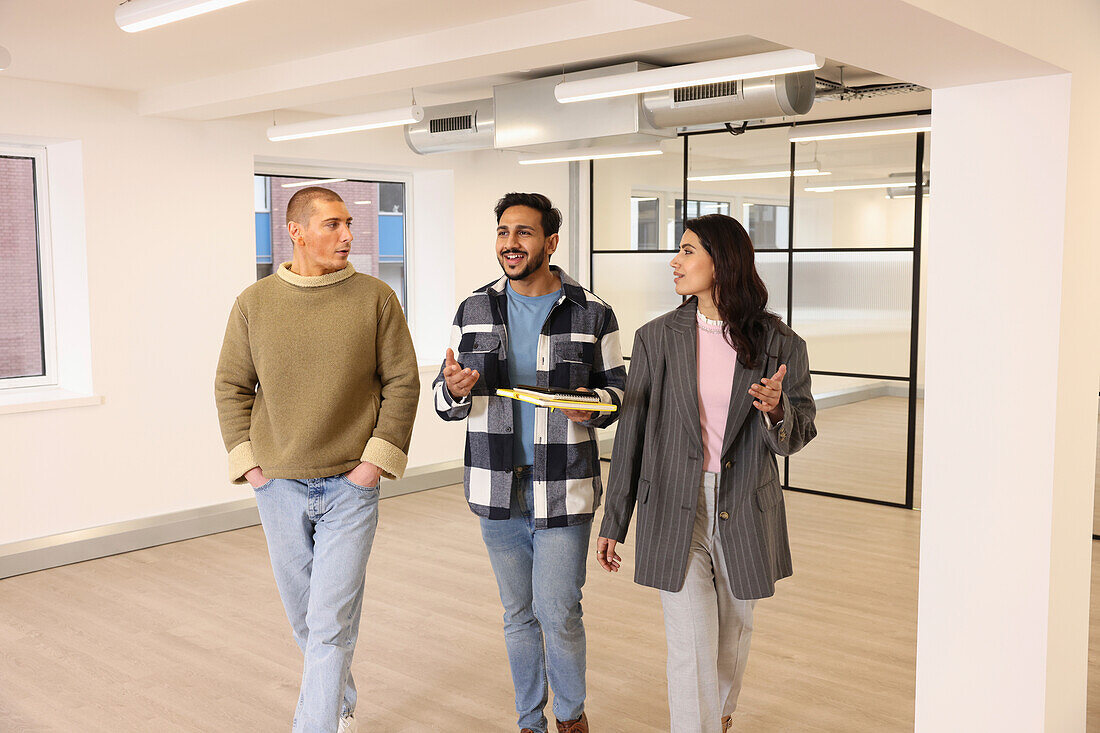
left=0, top=387, right=104, bottom=415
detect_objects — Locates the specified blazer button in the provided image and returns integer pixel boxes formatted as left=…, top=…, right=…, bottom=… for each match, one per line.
left=724, top=461, right=732, bottom=469
left=719, top=511, right=730, bottom=520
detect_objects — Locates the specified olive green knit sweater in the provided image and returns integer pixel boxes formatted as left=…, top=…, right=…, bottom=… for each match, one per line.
left=215, top=263, right=419, bottom=484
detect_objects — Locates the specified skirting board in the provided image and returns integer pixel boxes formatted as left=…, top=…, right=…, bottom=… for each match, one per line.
left=0, top=460, right=465, bottom=580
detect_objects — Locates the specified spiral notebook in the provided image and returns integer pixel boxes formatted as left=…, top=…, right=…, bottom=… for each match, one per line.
left=496, top=385, right=617, bottom=412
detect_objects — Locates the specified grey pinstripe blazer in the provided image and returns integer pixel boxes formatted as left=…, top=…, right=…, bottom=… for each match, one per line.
left=599, top=298, right=817, bottom=598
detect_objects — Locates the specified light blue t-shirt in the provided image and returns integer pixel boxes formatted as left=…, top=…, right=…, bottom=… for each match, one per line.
left=504, top=282, right=562, bottom=466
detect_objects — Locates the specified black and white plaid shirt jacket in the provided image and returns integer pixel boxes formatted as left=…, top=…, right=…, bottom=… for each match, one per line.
left=433, top=267, right=627, bottom=528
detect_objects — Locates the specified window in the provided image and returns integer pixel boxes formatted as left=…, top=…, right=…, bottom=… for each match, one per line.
left=254, top=174, right=408, bottom=310
left=630, top=196, right=660, bottom=250
left=673, top=198, right=731, bottom=244
left=743, top=202, right=790, bottom=249
left=0, top=147, right=54, bottom=388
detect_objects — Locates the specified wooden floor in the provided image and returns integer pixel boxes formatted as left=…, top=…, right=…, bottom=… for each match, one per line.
left=1, top=482, right=1098, bottom=732
left=792, top=396, right=923, bottom=507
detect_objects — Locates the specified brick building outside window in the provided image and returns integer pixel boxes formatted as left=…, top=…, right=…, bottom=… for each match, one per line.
left=254, top=175, right=407, bottom=310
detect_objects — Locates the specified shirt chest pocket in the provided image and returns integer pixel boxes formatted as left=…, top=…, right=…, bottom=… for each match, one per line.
left=458, top=332, right=502, bottom=395
left=550, top=339, right=595, bottom=389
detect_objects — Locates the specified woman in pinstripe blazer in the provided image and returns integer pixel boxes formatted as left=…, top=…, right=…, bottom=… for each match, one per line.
left=596, top=214, right=817, bottom=733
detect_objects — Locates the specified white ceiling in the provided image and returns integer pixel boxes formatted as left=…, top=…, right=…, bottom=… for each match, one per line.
left=0, top=0, right=568, bottom=90
left=0, top=0, right=1057, bottom=124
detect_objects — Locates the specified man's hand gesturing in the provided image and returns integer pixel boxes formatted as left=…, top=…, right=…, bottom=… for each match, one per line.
left=443, top=348, right=480, bottom=400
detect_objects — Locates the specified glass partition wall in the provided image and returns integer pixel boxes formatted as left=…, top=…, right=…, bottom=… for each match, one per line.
left=591, top=113, right=928, bottom=508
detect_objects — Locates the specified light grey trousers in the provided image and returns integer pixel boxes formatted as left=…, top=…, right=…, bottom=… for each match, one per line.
left=660, top=472, right=757, bottom=733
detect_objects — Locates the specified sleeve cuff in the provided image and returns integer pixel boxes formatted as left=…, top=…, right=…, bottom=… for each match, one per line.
left=361, top=436, right=409, bottom=480
left=437, top=381, right=471, bottom=408
left=227, top=441, right=258, bottom=485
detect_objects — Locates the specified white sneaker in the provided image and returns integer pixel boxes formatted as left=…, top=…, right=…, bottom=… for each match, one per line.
left=338, top=713, right=358, bottom=732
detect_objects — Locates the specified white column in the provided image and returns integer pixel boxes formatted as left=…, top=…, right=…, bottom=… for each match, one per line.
left=915, top=73, right=1084, bottom=730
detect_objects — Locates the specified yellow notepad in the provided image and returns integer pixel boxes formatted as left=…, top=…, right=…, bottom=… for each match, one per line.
left=496, top=388, right=617, bottom=412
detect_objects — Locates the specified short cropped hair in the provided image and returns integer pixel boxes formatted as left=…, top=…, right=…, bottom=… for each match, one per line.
left=286, top=186, right=344, bottom=226
left=494, top=192, right=562, bottom=237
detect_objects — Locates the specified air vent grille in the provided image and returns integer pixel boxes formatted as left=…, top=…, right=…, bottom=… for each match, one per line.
left=429, top=114, right=473, bottom=134
left=674, top=81, right=738, bottom=104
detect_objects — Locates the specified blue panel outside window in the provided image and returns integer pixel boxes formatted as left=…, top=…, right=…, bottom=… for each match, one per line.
left=255, top=212, right=272, bottom=264
left=378, top=214, right=404, bottom=259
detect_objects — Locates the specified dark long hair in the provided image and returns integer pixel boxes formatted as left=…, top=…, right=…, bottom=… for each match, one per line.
left=685, top=214, right=779, bottom=368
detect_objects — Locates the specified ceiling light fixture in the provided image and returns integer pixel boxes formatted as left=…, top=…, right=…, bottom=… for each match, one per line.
left=789, top=114, right=931, bottom=143
left=0, top=46, right=11, bottom=71
left=267, top=106, right=424, bottom=142
left=115, top=0, right=252, bottom=33
left=280, top=178, right=347, bottom=189
left=804, top=179, right=920, bottom=193
left=517, top=143, right=664, bottom=165
left=689, top=167, right=830, bottom=182
left=554, top=49, right=823, bottom=104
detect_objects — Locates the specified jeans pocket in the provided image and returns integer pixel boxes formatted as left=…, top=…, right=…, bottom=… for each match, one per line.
left=340, top=474, right=380, bottom=494
left=254, top=478, right=275, bottom=492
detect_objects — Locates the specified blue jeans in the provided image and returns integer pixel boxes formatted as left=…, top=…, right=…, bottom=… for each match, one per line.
left=479, top=466, right=592, bottom=732
left=253, top=475, right=380, bottom=733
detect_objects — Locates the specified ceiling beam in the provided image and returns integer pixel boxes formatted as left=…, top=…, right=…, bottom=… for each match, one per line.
left=138, top=0, right=693, bottom=119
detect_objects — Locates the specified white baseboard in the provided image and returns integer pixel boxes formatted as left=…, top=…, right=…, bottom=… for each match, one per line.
left=816, top=382, right=924, bottom=410
left=0, top=460, right=465, bottom=580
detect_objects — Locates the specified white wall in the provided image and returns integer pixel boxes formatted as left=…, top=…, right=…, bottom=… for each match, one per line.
left=916, top=74, right=1072, bottom=731
left=0, top=76, right=570, bottom=546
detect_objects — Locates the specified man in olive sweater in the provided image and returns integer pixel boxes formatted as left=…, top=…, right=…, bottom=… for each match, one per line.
left=215, top=186, right=419, bottom=733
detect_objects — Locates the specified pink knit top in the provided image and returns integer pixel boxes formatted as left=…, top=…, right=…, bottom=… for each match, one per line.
left=697, top=311, right=738, bottom=474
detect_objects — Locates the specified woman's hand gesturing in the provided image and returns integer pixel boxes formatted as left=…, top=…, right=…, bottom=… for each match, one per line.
left=749, top=363, right=786, bottom=421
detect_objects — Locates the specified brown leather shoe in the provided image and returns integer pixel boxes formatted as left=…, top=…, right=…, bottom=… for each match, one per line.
left=722, top=714, right=733, bottom=731
left=521, top=730, right=537, bottom=733
left=556, top=712, right=588, bottom=733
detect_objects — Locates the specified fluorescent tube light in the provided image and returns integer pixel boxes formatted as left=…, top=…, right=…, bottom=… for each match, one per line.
left=805, top=180, right=917, bottom=193
left=116, top=0, right=251, bottom=32
left=689, top=168, right=830, bottom=182
left=555, top=49, right=823, bottom=104
left=267, top=106, right=424, bottom=142
left=353, top=200, right=373, bottom=205
left=280, top=178, right=347, bottom=189
left=518, top=143, right=664, bottom=165
left=789, top=114, right=931, bottom=143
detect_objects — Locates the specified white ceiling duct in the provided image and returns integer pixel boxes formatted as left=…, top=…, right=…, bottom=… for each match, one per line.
left=405, top=99, right=495, bottom=155
left=642, top=70, right=816, bottom=128
left=493, top=63, right=675, bottom=149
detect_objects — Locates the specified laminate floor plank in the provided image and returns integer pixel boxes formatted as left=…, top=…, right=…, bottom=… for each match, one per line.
left=3, top=477, right=1099, bottom=731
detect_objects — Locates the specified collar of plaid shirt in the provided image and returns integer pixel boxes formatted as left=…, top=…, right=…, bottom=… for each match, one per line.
left=482, top=266, right=590, bottom=310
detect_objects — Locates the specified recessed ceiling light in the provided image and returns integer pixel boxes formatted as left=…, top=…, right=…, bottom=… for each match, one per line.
left=517, top=142, right=664, bottom=165
left=789, top=114, right=931, bottom=142
left=280, top=178, right=347, bottom=189
left=554, top=49, right=823, bottom=104
left=804, top=178, right=923, bottom=193
left=116, top=0, right=252, bottom=33
left=689, top=168, right=830, bottom=182
left=267, top=106, right=424, bottom=141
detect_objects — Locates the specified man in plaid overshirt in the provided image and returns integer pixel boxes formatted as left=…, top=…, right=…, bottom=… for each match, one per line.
left=434, top=193, right=626, bottom=733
